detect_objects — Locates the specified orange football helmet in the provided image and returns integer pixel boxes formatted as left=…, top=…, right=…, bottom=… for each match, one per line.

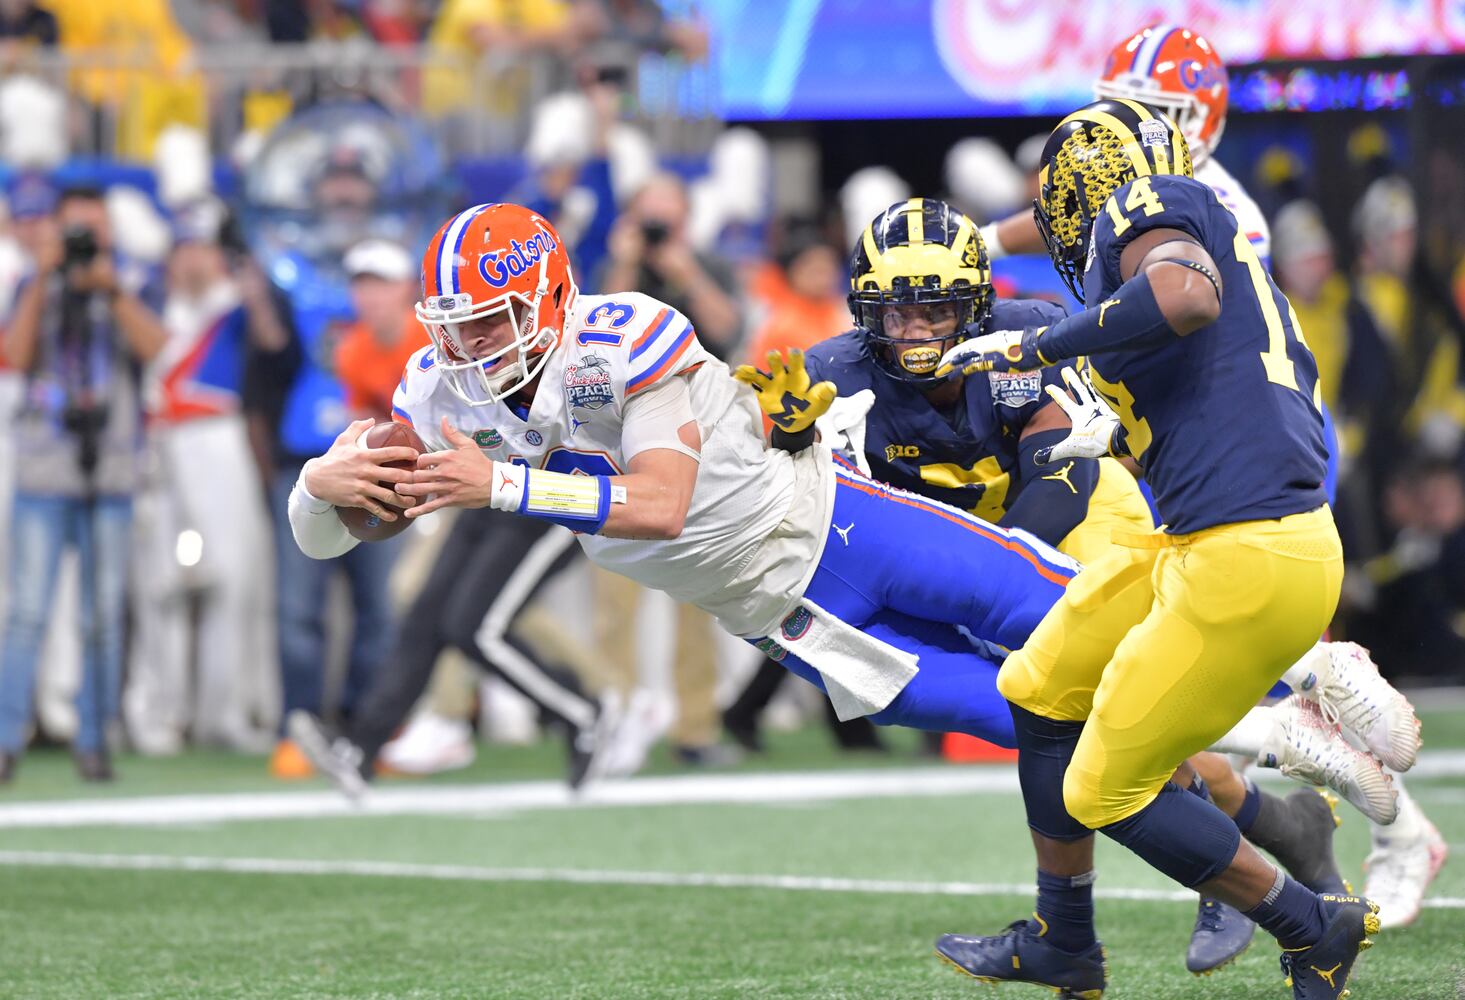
left=415, top=203, right=578, bottom=405
left=1094, top=25, right=1228, bottom=164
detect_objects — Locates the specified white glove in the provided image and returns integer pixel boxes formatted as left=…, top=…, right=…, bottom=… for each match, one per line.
left=1034, top=366, right=1124, bottom=465
left=813, top=389, right=875, bottom=476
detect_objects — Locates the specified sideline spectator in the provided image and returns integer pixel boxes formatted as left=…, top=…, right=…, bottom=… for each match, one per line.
left=743, top=219, right=849, bottom=363
left=335, top=238, right=427, bottom=421
left=598, top=171, right=741, bottom=358
left=0, top=186, right=167, bottom=783
left=0, top=0, right=58, bottom=57
left=127, top=206, right=281, bottom=755
left=243, top=159, right=404, bottom=780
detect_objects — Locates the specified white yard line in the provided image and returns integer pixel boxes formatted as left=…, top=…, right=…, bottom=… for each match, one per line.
left=0, top=750, right=1461, bottom=830
left=0, top=768, right=1022, bottom=828
left=0, top=849, right=1461, bottom=910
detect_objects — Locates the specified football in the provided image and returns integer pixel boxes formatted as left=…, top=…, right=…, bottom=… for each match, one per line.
left=335, top=421, right=427, bottom=542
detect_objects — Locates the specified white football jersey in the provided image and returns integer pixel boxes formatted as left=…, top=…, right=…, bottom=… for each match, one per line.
left=1196, top=157, right=1272, bottom=268
left=394, top=291, right=835, bottom=637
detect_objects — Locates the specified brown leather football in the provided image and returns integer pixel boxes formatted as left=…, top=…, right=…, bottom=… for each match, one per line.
left=335, top=421, right=427, bottom=542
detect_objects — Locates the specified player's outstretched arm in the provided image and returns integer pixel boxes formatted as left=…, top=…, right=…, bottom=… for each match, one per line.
left=937, top=228, right=1223, bottom=377
left=979, top=210, right=1045, bottom=261
left=400, top=409, right=700, bottom=541
left=290, top=418, right=419, bottom=559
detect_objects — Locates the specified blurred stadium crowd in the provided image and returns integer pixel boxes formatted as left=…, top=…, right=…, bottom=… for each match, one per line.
left=0, top=0, right=1461, bottom=784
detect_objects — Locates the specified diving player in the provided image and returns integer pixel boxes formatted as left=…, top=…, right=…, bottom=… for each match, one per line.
left=981, top=22, right=1440, bottom=934
left=752, top=197, right=1392, bottom=980
left=934, top=100, right=1382, bottom=1000
left=288, top=201, right=1076, bottom=771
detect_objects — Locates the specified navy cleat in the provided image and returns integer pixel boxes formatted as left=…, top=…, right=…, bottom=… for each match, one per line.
left=1279, top=894, right=1380, bottom=1000
left=935, top=918, right=1106, bottom=999
left=1186, top=896, right=1256, bottom=975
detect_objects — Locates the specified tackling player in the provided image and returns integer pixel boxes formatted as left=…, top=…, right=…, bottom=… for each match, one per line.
left=933, top=99, right=1390, bottom=1000
left=979, top=23, right=1441, bottom=935
left=754, top=197, right=1402, bottom=984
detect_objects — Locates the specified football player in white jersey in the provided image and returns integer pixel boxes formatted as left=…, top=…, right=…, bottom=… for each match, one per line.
left=289, top=201, right=1090, bottom=762
left=975, top=24, right=1441, bottom=933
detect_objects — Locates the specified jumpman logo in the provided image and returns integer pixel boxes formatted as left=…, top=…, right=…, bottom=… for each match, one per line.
left=570, top=415, right=587, bottom=435
left=833, top=522, right=854, bottom=546
left=1311, top=962, right=1343, bottom=989
left=1098, top=298, right=1121, bottom=327
left=1042, top=461, right=1078, bottom=494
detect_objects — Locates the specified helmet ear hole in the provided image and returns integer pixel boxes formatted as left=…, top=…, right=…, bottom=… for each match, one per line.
left=553, top=282, right=564, bottom=308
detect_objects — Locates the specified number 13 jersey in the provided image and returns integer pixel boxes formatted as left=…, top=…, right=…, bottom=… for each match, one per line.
left=1083, top=173, right=1328, bottom=534
left=393, top=290, right=835, bottom=636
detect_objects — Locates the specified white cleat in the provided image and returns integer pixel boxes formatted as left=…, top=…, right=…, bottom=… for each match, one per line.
left=1258, top=696, right=1398, bottom=825
left=1297, top=642, right=1421, bottom=772
left=1364, top=819, right=1450, bottom=929
left=379, top=712, right=477, bottom=776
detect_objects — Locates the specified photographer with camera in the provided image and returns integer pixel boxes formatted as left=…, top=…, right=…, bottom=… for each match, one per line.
left=597, top=171, right=742, bottom=355
left=0, top=185, right=167, bottom=783
left=593, top=170, right=746, bottom=769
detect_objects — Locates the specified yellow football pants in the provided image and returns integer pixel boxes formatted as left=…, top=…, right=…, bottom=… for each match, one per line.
left=1056, top=457, right=1157, bottom=565
left=998, top=504, right=1343, bottom=829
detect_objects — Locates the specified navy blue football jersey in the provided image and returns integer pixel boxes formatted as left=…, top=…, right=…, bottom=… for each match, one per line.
left=804, top=298, right=1069, bottom=522
left=1084, top=173, right=1328, bottom=534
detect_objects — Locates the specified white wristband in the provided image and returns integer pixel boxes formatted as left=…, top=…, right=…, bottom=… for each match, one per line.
left=488, top=460, right=527, bottom=512
left=979, top=222, right=1007, bottom=261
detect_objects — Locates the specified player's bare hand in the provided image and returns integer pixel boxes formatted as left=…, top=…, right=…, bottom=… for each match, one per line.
left=733, top=349, right=836, bottom=433
left=305, top=419, right=418, bottom=520
left=1034, top=366, right=1126, bottom=464
left=400, top=417, right=496, bottom=517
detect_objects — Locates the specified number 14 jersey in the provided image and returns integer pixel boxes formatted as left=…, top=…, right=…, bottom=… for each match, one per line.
left=1083, top=173, right=1328, bottom=534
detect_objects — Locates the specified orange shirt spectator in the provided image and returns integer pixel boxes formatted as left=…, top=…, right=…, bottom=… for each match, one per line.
left=744, top=230, right=850, bottom=363
left=336, top=239, right=428, bottom=421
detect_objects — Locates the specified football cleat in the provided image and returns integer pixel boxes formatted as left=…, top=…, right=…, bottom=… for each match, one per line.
left=1278, top=894, right=1379, bottom=1000
left=1363, top=818, right=1449, bottom=929
left=286, top=710, right=369, bottom=801
left=1186, top=897, right=1255, bottom=975
left=565, top=694, right=625, bottom=792
left=935, top=919, right=1106, bottom=999
left=378, top=712, right=476, bottom=776
left=1298, top=642, right=1420, bottom=772
left=1258, top=697, right=1397, bottom=825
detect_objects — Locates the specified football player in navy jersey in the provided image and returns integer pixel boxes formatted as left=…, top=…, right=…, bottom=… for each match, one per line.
left=932, top=99, right=1385, bottom=1000
left=804, top=197, right=1155, bottom=568
left=753, top=196, right=1393, bottom=989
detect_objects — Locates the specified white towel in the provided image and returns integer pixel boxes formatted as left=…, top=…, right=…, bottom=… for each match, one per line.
left=814, top=389, right=875, bottom=476
left=767, top=597, right=919, bottom=721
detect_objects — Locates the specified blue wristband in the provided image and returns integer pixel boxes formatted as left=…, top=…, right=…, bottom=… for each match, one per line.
left=1037, top=270, right=1174, bottom=362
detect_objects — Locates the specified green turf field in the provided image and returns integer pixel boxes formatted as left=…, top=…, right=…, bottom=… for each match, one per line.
left=1, top=709, right=1462, bottom=999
